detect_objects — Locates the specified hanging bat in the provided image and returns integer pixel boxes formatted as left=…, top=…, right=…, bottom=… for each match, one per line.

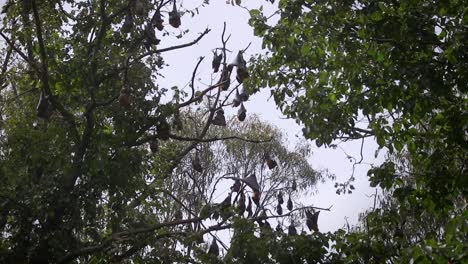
left=237, top=103, right=247, bottom=121
left=275, top=223, right=282, bottom=232
left=276, top=203, right=283, bottom=215
left=232, top=89, right=242, bottom=107
left=145, top=23, right=160, bottom=45
left=36, top=91, right=53, bottom=119
left=277, top=191, right=284, bottom=204
left=287, top=195, right=293, bottom=211
left=122, top=13, right=133, bottom=33
left=192, top=154, right=203, bottom=173
left=238, top=191, right=246, bottom=216
left=208, top=239, right=219, bottom=256
left=288, top=223, right=297, bottom=236
left=220, top=192, right=232, bottom=210
left=212, top=51, right=222, bottom=73
left=149, top=140, right=159, bottom=153
left=118, top=87, right=131, bottom=108
left=238, top=88, right=249, bottom=101
left=23, top=0, right=31, bottom=13
left=230, top=180, right=241, bottom=192
left=134, top=0, right=146, bottom=16
left=291, top=179, right=297, bottom=191
left=174, top=209, right=183, bottom=220
left=168, top=0, right=181, bottom=28
left=230, top=51, right=249, bottom=83
left=306, top=210, right=320, bottom=232
left=156, top=118, right=170, bottom=140
left=252, top=190, right=261, bottom=206
left=216, top=67, right=231, bottom=91
left=152, top=9, right=164, bottom=31
left=246, top=197, right=252, bottom=217
left=212, top=109, right=227, bottom=126
left=264, top=154, right=277, bottom=169
left=236, top=63, right=249, bottom=84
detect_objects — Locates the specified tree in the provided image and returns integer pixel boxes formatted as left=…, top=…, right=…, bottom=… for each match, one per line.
left=0, top=0, right=329, bottom=263
left=157, top=113, right=330, bottom=263
left=247, top=0, right=467, bottom=262
left=2, top=0, right=466, bottom=263
left=333, top=150, right=467, bottom=263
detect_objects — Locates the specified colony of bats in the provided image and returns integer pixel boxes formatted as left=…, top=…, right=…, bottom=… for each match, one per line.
left=32, top=0, right=322, bottom=257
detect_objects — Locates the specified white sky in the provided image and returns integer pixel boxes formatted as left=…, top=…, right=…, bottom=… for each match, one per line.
left=0, top=0, right=385, bottom=232
left=157, top=1, right=385, bottom=232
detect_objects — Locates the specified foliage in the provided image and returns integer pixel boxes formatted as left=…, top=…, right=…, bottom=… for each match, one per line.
left=0, top=0, right=329, bottom=263
left=1, top=0, right=466, bottom=263
left=334, top=151, right=467, bottom=263
left=247, top=0, right=467, bottom=262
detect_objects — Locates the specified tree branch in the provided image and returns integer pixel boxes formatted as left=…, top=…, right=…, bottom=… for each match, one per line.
left=188, top=56, right=205, bottom=103
left=0, top=30, right=38, bottom=72
left=31, top=0, right=78, bottom=137
left=59, top=199, right=330, bottom=263
left=168, top=134, right=273, bottom=144
left=0, top=46, right=12, bottom=90
left=58, top=217, right=207, bottom=263
left=179, top=79, right=227, bottom=107
left=136, top=28, right=211, bottom=61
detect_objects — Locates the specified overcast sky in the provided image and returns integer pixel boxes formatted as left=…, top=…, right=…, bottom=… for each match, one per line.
left=0, top=0, right=385, bottom=232
left=156, top=1, right=386, bottom=232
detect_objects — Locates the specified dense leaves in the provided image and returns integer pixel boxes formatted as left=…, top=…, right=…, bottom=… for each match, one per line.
left=248, top=0, right=467, bottom=262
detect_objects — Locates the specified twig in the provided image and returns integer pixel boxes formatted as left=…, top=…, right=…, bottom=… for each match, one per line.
left=217, top=83, right=241, bottom=109
left=358, top=137, right=364, bottom=164
left=208, top=172, right=237, bottom=204
left=189, top=56, right=205, bottom=102
left=265, top=10, right=280, bottom=20
left=241, top=42, right=252, bottom=53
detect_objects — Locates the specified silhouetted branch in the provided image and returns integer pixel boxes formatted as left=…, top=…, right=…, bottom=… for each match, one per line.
left=136, top=28, right=211, bottom=61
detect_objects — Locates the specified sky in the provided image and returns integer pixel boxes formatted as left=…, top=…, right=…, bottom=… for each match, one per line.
left=0, top=0, right=385, bottom=232
left=155, top=1, right=386, bottom=232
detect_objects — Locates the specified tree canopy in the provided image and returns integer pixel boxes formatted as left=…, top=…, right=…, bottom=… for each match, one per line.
left=0, top=0, right=467, bottom=263
left=247, top=0, right=467, bottom=262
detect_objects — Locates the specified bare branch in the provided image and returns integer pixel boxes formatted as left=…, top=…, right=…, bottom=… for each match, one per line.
left=168, top=133, right=273, bottom=144
left=260, top=205, right=333, bottom=221
left=136, top=28, right=211, bottom=61
left=189, top=56, right=205, bottom=102
left=241, top=42, right=252, bottom=53
left=179, top=80, right=227, bottom=107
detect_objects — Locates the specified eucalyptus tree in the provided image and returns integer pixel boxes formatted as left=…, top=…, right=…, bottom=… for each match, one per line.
left=159, top=113, right=330, bottom=263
